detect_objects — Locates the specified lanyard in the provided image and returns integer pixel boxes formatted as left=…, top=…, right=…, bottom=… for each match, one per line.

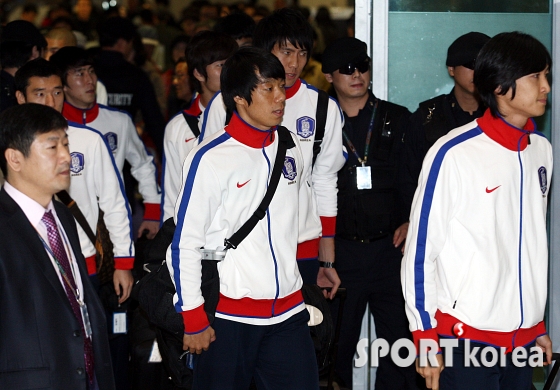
left=37, top=232, right=83, bottom=306
left=342, top=99, right=378, bottom=166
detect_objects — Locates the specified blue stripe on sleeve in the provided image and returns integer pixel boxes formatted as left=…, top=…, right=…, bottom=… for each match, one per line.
left=414, top=128, right=482, bottom=330
left=171, top=132, right=231, bottom=311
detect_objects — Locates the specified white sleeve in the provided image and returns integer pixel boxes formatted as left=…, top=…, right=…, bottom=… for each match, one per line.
left=311, top=98, right=347, bottom=221
left=161, top=116, right=198, bottom=221
left=166, top=147, right=222, bottom=333
left=401, top=149, right=458, bottom=334
left=92, top=132, right=135, bottom=267
left=121, top=115, right=161, bottom=208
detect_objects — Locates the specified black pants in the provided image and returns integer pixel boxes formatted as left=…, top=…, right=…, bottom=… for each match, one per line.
left=193, top=310, right=319, bottom=390
left=332, top=236, right=418, bottom=389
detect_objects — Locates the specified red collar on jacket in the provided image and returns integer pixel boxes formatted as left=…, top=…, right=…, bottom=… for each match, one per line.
left=184, top=94, right=202, bottom=116
left=62, top=101, right=99, bottom=125
left=225, top=112, right=275, bottom=148
left=477, top=109, right=536, bottom=151
left=285, top=78, right=301, bottom=100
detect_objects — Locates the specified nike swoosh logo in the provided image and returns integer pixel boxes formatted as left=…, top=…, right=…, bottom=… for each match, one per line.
left=185, top=138, right=195, bottom=143
left=486, top=185, right=501, bottom=193
left=237, top=180, right=251, bottom=188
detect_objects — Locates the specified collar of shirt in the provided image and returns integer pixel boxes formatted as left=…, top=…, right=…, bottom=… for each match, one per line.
left=477, top=109, right=536, bottom=151
left=4, top=181, right=55, bottom=230
left=285, top=78, right=302, bottom=100
left=184, top=94, right=203, bottom=117
left=4, top=181, right=85, bottom=299
left=62, top=101, right=100, bottom=125
left=225, top=112, right=276, bottom=148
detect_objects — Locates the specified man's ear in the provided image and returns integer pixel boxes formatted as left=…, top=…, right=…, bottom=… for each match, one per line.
left=5, top=148, right=24, bottom=173
left=233, top=95, right=247, bottom=108
left=324, top=73, right=333, bottom=83
left=447, top=66, right=455, bottom=77
left=193, top=68, right=206, bottom=83
left=15, top=91, right=27, bottom=105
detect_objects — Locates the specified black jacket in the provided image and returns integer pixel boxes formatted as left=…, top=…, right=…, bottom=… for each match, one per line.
left=0, top=189, right=115, bottom=390
left=94, top=50, right=165, bottom=154
left=336, top=92, right=411, bottom=240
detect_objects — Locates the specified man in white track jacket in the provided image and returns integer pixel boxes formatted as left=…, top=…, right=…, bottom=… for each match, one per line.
left=51, top=46, right=161, bottom=239
left=168, top=47, right=319, bottom=389
left=402, top=32, right=553, bottom=390
left=199, top=8, right=345, bottom=297
left=14, top=58, right=135, bottom=299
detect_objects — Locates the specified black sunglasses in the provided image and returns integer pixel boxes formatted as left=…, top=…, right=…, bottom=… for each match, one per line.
left=338, top=58, right=370, bottom=75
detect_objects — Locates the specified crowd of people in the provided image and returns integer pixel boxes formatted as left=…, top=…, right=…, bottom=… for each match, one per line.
left=0, top=2, right=554, bottom=390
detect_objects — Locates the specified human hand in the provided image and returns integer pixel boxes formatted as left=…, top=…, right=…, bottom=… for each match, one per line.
left=416, top=353, right=444, bottom=390
left=113, top=269, right=134, bottom=304
left=183, top=327, right=216, bottom=354
left=138, top=220, right=160, bottom=239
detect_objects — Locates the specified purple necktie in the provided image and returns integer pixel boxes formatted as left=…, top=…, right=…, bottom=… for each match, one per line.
left=42, top=210, right=94, bottom=383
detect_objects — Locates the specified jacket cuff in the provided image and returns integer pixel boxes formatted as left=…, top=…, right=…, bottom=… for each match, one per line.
left=320, top=216, right=336, bottom=237
left=412, top=328, right=440, bottom=356
left=85, top=255, right=97, bottom=275
left=114, top=256, right=134, bottom=270
left=143, top=203, right=161, bottom=221
left=181, top=304, right=211, bottom=334
left=296, top=238, right=320, bottom=260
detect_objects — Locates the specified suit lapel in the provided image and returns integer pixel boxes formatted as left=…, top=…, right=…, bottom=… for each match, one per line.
left=0, top=189, right=75, bottom=310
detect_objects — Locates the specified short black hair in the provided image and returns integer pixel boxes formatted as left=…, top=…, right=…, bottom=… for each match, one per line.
left=221, top=46, right=285, bottom=113
left=97, top=17, right=136, bottom=47
left=186, top=31, right=237, bottom=93
left=214, top=12, right=256, bottom=41
left=0, top=103, right=67, bottom=177
left=474, top=31, right=552, bottom=117
left=253, top=8, right=313, bottom=58
left=0, top=41, right=34, bottom=69
left=49, top=46, right=93, bottom=87
left=15, top=58, right=62, bottom=94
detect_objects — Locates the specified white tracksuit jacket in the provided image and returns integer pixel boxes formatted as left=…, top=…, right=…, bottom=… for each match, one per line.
left=200, top=79, right=347, bottom=259
left=167, top=114, right=307, bottom=334
left=67, top=122, right=135, bottom=272
left=63, top=102, right=161, bottom=221
left=401, top=110, right=552, bottom=352
left=161, top=95, right=203, bottom=221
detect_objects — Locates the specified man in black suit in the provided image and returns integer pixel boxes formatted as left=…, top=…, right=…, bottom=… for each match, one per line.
left=0, top=103, right=115, bottom=389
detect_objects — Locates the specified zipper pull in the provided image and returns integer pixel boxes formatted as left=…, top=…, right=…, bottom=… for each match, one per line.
left=453, top=300, right=457, bottom=309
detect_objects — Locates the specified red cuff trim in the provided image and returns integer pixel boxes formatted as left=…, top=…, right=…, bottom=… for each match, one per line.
left=320, top=216, right=336, bottom=237
left=181, top=304, right=210, bottom=334
left=114, top=257, right=134, bottom=270
left=143, top=203, right=161, bottom=221
left=412, top=329, right=439, bottom=356
left=436, top=311, right=546, bottom=352
left=297, top=238, right=320, bottom=260
left=85, top=255, right=97, bottom=275
left=216, top=290, right=303, bottom=318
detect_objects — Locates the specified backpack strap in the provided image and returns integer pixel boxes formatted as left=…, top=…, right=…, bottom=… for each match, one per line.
left=312, top=89, right=329, bottom=168
left=57, top=190, right=97, bottom=247
left=182, top=111, right=200, bottom=137
left=224, top=126, right=295, bottom=249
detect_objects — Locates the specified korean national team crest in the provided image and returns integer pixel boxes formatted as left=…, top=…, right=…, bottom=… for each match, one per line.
left=282, top=156, right=297, bottom=181
left=538, top=166, right=547, bottom=194
left=296, top=116, right=315, bottom=139
left=105, top=132, right=118, bottom=152
left=70, top=152, right=84, bottom=174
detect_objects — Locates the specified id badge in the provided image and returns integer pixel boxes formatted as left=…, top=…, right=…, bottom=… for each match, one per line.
left=79, top=302, right=93, bottom=339
left=113, top=312, right=127, bottom=334
left=356, top=166, right=372, bottom=190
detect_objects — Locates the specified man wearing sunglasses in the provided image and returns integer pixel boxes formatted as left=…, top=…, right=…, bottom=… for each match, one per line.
left=401, top=32, right=490, bottom=218
left=322, top=37, right=417, bottom=389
